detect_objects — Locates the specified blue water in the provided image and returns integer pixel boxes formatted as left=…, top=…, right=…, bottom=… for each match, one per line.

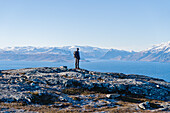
left=0, top=60, right=169, bottom=82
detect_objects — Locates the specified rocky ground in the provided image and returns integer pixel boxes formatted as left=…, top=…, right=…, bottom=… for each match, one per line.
left=0, top=66, right=169, bottom=113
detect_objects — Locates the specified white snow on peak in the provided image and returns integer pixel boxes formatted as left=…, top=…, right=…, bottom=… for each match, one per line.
left=144, top=41, right=170, bottom=53
left=61, top=45, right=108, bottom=53
left=3, top=46, right=35, bottom=51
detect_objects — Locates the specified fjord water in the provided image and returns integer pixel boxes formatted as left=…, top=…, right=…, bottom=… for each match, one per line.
left=0, top=60, right=169, bottom=82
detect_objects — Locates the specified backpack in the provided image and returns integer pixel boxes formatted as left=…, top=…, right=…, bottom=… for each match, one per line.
left=73, top=51, right=80, bottom=59
left=73, top=51, right=77, bottom=58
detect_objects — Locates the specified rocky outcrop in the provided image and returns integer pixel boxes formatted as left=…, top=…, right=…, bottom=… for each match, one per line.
left=0, top=67, right=169, bottom=112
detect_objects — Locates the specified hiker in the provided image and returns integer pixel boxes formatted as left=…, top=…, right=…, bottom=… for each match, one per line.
left=73, top=48, right=80, bottom=69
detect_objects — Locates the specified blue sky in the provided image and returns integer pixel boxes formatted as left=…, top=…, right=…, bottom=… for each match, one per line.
left=0, top=0, right=169, bottom=51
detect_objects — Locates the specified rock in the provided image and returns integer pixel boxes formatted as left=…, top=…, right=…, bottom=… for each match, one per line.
left=30, top=82, right=36, bottom=86
left=58, top=96, right=69, bottom=102
left=139, top=101, right=150, bottom=110
left=138, top=101, right=166, bottom=111
left=63, top=79, right=82, bottom=87
left=60, top=66, right=68, bottom=71
left=30, top=91, right=59, bottom=104
left=106, top=94, right=120, bottom=99
left=60, top=66, right=67, bottom=69
left=0, top=67, right=169, bottom=112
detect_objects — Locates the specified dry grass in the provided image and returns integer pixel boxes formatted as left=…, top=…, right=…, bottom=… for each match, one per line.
left=0, top=100, right=167, bottom=113
left=0, top=93, right=168, bottom=113
left=61, top=88, right=95, bottom=95
left=0, top=102, right=59, bottom=113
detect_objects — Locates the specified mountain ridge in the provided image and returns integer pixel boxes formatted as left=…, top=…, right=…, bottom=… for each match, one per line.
left=126, top=41, right=170, bottom=62
left=0, top=41, right=169, bottom=62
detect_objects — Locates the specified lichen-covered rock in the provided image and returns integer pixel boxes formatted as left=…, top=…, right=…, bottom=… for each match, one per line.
left=0, top=67, right=169, bottom=110
left=106, top=94, right=120, bottom=99
left=138, top=101, right=168, bottom=111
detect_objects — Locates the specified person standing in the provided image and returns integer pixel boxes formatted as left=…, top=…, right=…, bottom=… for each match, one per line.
left=73, top=48, right=80, bottom=69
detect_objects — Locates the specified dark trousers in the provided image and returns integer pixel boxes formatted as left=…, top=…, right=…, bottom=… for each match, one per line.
left=75, top=58, right=79, bottom=69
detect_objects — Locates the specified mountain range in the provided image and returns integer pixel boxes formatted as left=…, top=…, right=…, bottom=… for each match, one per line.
left=0, top=41, right=169, bottom=63
left=102, top=41, right=170, bottom=62
left=126, top=41, right=170, bottom=62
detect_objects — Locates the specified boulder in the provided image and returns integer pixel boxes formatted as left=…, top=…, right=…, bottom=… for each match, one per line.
left=106, top=94, right=120, bottom=99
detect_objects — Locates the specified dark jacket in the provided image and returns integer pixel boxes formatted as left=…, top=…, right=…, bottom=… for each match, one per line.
left=74, top=51, right=80, bottom=59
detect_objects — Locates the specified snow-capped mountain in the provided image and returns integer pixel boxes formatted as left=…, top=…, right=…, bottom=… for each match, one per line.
left=61, top=45, right=109, bottom=59
left=0, top=46, right=72, bottom=62
left=61, top=45, right=108, bottom=52
left=0, top=46, right=109, bottom=62
left=1, top=46, right=72, bottom=55
left=144, top=41, right=170, bottom=53
left=126, top=41, right=170, bottom=62
left=101, top=49, right=135, bottom=60
left=0, top=42, right=169, bottom=62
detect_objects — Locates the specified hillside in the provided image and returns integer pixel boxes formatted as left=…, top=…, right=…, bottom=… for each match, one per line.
left=0, top=67, right=169, bottom=112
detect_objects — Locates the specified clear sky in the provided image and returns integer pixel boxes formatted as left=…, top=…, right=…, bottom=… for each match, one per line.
left=0, top=0, right=169, bottom=51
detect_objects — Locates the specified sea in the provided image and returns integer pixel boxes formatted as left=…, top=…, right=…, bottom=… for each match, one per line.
left=0, top=60, right=169, bottom=82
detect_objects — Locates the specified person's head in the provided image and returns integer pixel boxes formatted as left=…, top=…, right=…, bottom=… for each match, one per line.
left=77, top=48, right=79, bottom=51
